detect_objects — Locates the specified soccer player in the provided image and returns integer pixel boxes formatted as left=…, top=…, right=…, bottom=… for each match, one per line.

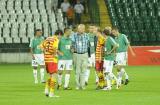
left=104, top=26, right=117, bottom=85
left=57, top=28, right=73, bottom=90
left=84, top=25, right=96, bottom=85
left=112, top=27, right=135, bottom=89
left=93, top=27, right=106, bottom=89
left=29, top=29, right=45, bottom=84
left=40, top=31, right=60, bottom=97
left=102, top=29, right=118, bottom=90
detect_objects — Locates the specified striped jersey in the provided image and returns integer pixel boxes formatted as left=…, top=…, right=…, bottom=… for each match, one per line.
left=40, top=36, right=59, bottom=63
left=95, top=35, right=105, bottom=61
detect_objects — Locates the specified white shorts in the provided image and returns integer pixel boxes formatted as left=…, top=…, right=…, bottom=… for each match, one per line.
left=58, top=60, right=73, bottom=70
left=115, top=52, right=128, bottom=66
left=32, top=54, right=45, bottom=66
left=103, top=60, right=114, bottom=73
left=88, top=53, right=95, bottom=67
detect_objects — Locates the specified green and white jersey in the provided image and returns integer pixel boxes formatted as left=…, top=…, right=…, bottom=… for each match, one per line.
left=58, top=36, right=72, bottom=60
left=88, top=33, right=95, bottom=54
left=115, top=33, right=130, bottom=53
left=104, top=36, right=117, bottom=61
left=29, top=36, right=44, bottom=54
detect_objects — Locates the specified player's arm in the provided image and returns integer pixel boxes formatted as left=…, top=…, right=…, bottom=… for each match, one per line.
left=57, top=39, right=64, bottom=56
left=124, top=35, right=136, bottom=56
left=30, top=48, right=35, bottom=60
left=29, top=39, right=35, bottom=59
left=128, top=45, right=136, bottom=57
left=106, top=37, right=118, bottom=55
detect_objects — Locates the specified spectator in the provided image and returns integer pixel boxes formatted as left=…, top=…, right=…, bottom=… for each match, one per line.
left=74, top=0, right=84, bottom=24
left=67, top=6, right=74, bottom=27
left=61, top=0, right=71, bottom=19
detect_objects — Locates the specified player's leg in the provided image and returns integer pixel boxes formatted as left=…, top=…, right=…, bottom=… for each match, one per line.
left=111, top=72, right=117, bottom=85
left=32, top=59, right=38, bottom=84
left=64, top=60, right=73, bottom=90
left=45, top=62, right=59, bottom=97
left=120, top=67, right=129, bottom=85
left=57, top=60, right=65, bottom=89
left=116, top=53, right=124, bottom=88
left=116, top=65, right=123, bottom=88
left=120, top=52, right=129, bottom=85
left=92, top=54, right=99, bottom=84
left=103, top=60, right=114, bottom=90
left=39, top=65, right=45, bottom=83
left=49, top=73, right=59, bottom=97
left=96, top=61, right=105, bottom=89
left=38, top=54, right=45, bottom=83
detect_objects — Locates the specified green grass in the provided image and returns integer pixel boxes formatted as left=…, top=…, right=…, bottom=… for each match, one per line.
left=0, top=64, right=160, bottom=105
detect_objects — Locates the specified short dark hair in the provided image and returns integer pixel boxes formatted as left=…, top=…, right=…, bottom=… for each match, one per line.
left=35, top=29, right=42, bottom=32
left=55, top=30, right=63, bottom=36
left=103, top=29, right=110, bottom=36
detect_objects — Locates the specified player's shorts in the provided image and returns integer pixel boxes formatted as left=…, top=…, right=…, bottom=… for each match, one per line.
left=32, top=54, right=45, bottom=66
left=88, top=53, right=95, bottom=67
left=115, top=52, right=128, bottom=66
left=95, top=61, right=103, bottom=71
left=103, top=60, right=114, bottom=73
left=45, top=62, right=58, bottom=74
left=58, top=60, right=73, bottom=70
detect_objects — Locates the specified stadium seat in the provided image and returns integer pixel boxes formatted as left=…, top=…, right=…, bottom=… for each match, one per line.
left=21, top=37, right=29, bottom=43
left=0, top=0, right=61, bottom=51
left=35, top=22, right=42, bottom=29
left=5, top=37, right=13, bottom=43
left=25, top=14, right=32, bottom=23
left=13, top=37, right=21, bottom=43
left=9, top=14, right=17, bottom=23
left=43, top=23, right=49, bottom=37
left=11, top=23, right=19, bottom=38
left=148, top=32, right=156, bottom=42
left=19, top=23, right=27, bottom=38
left=0, top=38, right=4, bottom=43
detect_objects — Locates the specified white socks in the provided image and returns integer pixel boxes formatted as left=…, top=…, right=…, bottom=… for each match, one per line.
left=85, top=69, right=90, bottom=83
left=40, top=68, right=45, bottom=82
left=111, top=73, right=117, bottom=82
left=106, top=73, right=111, bottom=89
left=58, top=74, right=62, bottom=86
left=33, top=69, right=38, bottom=83
left=117, top=71, right=122, bottom=86
left=64, top=74, right=70, bottom=88
left=95, top=71, right=99, bottom=83
left=117, top=68, right=129, bottom=86
left=121, top=68, right=129, bottom=80
left=58, top=74, right=71, bottom=88
left=33, top=68, right=45, bottom=83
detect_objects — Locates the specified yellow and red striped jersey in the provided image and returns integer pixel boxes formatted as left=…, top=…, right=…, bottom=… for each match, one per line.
left=40, top=36, right=59, bottom=63
left=95, top=35, right=105, bottom=61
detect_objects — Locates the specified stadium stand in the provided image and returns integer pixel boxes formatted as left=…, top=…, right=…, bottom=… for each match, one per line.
left=105, top=0, right=160, bottom=45
left=0, top=0, right=64, bottom=53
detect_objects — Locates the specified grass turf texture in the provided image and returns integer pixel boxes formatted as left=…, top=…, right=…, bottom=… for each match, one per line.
left=0, top=64, right=160, bottom=105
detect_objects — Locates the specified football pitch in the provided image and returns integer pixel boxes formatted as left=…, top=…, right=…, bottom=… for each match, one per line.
left=0, top=64, right=160, bottom=105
